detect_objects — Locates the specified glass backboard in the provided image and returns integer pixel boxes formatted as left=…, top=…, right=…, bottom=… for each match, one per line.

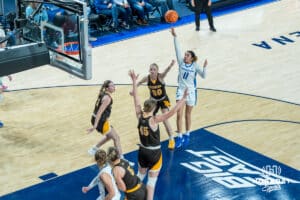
left=15, top=0, right=92, bottom=79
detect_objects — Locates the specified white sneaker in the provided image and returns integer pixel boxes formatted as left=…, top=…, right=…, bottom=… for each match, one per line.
left=88, top=146, right=98, bottom=156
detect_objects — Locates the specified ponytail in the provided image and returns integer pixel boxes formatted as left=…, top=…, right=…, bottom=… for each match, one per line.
left=95, top=80, right=112, bottom=106
left=99, top=80, right=112, bottom=96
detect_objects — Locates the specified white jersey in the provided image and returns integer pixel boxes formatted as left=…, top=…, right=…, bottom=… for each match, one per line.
left=174, top=37, right=206, bottom=90
left=91, top=164, right=121, bottom=200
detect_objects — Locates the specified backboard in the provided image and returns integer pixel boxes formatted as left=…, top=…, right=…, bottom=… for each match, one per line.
left=15, top=0, right=92, bottom=80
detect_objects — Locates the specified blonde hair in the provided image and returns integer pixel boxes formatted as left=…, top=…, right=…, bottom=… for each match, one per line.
left=94, top=80, right=113, bottom=105
left=95, top=149, right=107, bottom=166
left=107, top=146, right=120, bottom=162
left=99, top=80, right=113, bottom=95
left=143, top=99, right=156, bottom=113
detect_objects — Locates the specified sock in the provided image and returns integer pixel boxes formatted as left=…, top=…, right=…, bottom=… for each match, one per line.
left=178, top=133, right=182, bottom=138
left=185, top=131, right=190, bottom=136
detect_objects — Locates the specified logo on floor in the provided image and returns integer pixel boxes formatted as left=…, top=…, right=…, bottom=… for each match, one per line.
left=153, top=128, right=300, bottom=200
left=180, top=147, right=299, bottom=191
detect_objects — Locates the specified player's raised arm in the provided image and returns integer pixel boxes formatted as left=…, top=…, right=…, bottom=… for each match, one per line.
left=129, top=70, right=142, bottom=118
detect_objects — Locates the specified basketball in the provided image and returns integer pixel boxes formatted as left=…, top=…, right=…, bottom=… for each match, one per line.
left=164, top=10, right=179, bottom=23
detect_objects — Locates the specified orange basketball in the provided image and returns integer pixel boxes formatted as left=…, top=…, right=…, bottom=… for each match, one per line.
left=164, top=10, right=179, bottom=23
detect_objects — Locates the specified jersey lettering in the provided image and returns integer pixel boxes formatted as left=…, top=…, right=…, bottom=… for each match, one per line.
left=183, top=72, right=189, bottom=80
left=139, top=126, right=149, bottom=136
left=151, top=89, right=163, bottom=97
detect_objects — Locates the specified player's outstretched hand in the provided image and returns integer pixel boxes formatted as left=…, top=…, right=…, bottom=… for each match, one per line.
left=128, top=70, right=139, bottom=83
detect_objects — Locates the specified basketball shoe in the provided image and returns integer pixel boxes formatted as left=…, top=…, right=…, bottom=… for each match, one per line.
left=88, top=146, right=98, bottom=156
left=168, top=138, right=175, bottom=150
left=175, top=136, right=184, bottom=148
left=182, top=134, right=190, bottom=147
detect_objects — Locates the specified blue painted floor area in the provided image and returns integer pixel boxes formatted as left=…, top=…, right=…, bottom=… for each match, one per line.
left=1, top=129, right=299, bottom=200
left=90, top=0, right=277, bottom=47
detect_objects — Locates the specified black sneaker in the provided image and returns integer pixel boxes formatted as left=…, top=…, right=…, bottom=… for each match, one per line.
left=210, top=27, right=217, bottom=32
left=196, top=27, right=200, bottom=31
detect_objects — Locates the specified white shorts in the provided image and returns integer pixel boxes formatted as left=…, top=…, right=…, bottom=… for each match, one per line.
left=176, top=87, right=197, bottom=106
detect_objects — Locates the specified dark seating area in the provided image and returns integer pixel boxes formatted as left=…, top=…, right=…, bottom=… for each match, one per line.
left=86, top=0, right=178, bottom=37
left=0, top=0, right=193, bottom=43
left=1, top=0, right=265, bottom=47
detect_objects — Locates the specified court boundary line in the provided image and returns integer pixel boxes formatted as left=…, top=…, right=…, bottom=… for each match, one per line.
left=199, top=126, right=300, bottom=172
left=202, top=118, right=300, bottom=129
left=6, top=84, right=300, bottom=106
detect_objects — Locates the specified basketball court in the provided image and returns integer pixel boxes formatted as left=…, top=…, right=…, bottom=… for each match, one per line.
left=0, top=0, right=299, bottom=199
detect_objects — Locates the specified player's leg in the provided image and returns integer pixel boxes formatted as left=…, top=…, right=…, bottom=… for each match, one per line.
left=109, top=127, right=122, bottom=156
left=147, top=153, right=162, bottom=200
left=88, top=119, right=111, bottom=155
left=161, top=107, right=175, bottom=149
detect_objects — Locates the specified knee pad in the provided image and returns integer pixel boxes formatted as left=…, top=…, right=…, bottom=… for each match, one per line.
left=147, top=176, right=158, bottom=188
